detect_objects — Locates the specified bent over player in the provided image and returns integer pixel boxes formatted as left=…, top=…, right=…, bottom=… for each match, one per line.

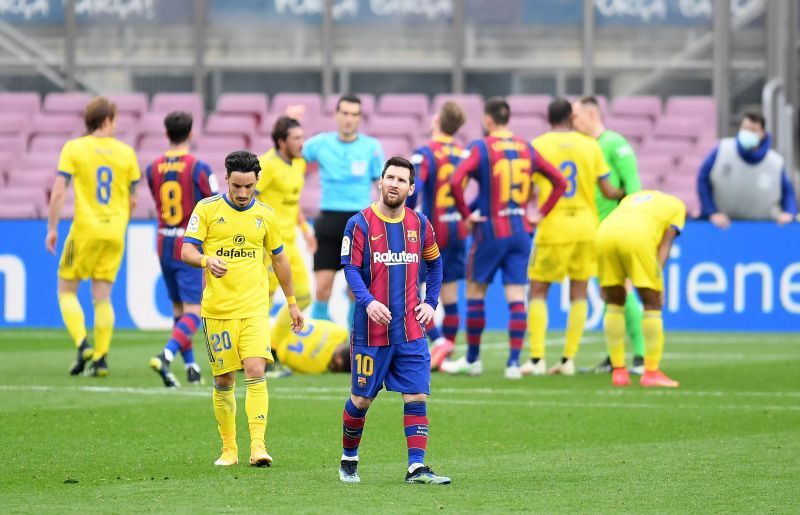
left=182, top=151, right=303, bottom=467
left=338, top=157, right=449, bottom=485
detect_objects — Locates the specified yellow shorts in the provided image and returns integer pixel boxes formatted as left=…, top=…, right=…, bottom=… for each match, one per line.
left=596, top=233, right=662, bottom=291
left=58, top=230, right=124, bottom=282
left=268, top=243, right=311, bottom=304
left=528, top=241, right=596, bottom=283
left=201, top=316, right=273, bottom=376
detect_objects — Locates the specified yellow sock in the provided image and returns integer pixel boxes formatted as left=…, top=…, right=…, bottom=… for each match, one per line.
left=604, top=305, right=626, bottom=368
left=58, top=292, right=86, bottom=347
left=527, top=299, right=548, bottom=359
left=245, top=375, right=268, bottom=448
left=564, top=300, right=588, bottom=359
left=642, top=310, right=664, bottom=372
left=270, top=293, right=311, bottom=351
left=213, top=383, right=237, bottom=449
left=92, top=300, right=114, bottom=360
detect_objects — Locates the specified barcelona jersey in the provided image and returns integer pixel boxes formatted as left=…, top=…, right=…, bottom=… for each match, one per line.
left=341, top=205, right=440, bottom=346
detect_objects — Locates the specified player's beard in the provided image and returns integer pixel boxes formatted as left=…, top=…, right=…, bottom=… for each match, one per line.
left=382, top=189, right=406, bottom=209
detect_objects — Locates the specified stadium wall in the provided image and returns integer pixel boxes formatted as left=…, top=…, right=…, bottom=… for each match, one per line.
left=0, top=220, right=797, bottom=332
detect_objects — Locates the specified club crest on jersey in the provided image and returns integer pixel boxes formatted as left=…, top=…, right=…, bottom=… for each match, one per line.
left=407, top=230, right=418, bottom=243
left=255, top=217, right=263, bottom=229
left=358, top=376, right=367, bottom=388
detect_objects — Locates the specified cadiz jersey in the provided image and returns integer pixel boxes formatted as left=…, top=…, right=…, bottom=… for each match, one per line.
left=276, top=320, right=349, bottom=374
left=532, top=131, right=609, bottom=244
left=183, top=195, right=284, bottom=319
left=57, top=135, right=141, bottom=236
left=146, top=150, right=217, bottom=260
left=256, top=149, right=306, bottom=245
left=451, top=130, right=545, bottom=243
left=410, top=136, right=467, bottom=248
left=601, top=190, right=686, bottom=246
left=341, top=205, right=440, bottom=346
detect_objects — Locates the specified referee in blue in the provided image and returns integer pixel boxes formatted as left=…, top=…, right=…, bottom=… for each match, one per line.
left=303, top=95, right=385, bottom=321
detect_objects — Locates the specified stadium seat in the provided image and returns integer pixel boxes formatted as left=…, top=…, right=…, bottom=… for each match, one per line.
left=0, top=135, right=27, bottom=154
left=29, top=134, right=69, bottom=152
left=638, top=169, right=664, bottom=189
left=138, top=134, right=169, bottom=151
left=0, top=203, right=39, bottom=219
left=431, top=94, right=483, bottom=119
left=299, top=167, right=320, bottom=219
left=42, top=92, right=93, bottom=115
left=0, top=113, right=32, bottom=138
left=113, top=113, right=138, bottom=134
left=105, top=93, right=148, bottom=118
left=195, top=135, right=248, bottom=153
left=676, top=155, right=706, bottom=178
left=366, top=115, right=418, bottom=148
left=30, top=114, right=83, bottom=137
left=303, top=116, right=338, bottom=137
left=638, top=138, right=694, bottom=162
left=215, top=93, right=269, bottom=124
left=665, top=96, right=716, bottom=118
left=324, top=93, right=375, bottom=119
left=376, top=94, right=429, bottom=122
left=507, top=95, right=551, bottom=118
left=270, top=93, right=322, bottom=120
left=0, top=185, right=48, bottom=210
left=16, top=152, right=60, bottom=172
left=115, top=131, right=138, bottom=148
left=257, top=113, right=278, bottom=136
left=694, top=135, right=718, bottom=156
left=636, top=155, right=673, bottom=185
left=6, top=167, right=54, bottom=188
left=205, top=114, right=257, bottom=149
left=509, top=116, right=546, bottom=141
left=249, top=135, right=273, bottom=154
left=610, top=95, right=662, bottom=121
left=668, top=185, right=700, bottom=217
left=194, top=151, right=229, bottom=184
left=604, top=116, right=653, bottom=145
left=133, top=187, right=157, bottom=219
left=151, top=93, right=204, bottom=123
left=137, top=150, right=162, bottom=173
left=379, top=136, right=412, bottom=160
left=653, top=116, right=707, bottom=143
left=136, top=113, right=167, bottom=140
left=0, top=92, right=41, bottom=117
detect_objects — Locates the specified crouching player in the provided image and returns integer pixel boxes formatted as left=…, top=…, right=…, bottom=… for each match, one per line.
left=275, top=319, right=351, bottom=374
left=595, top=190, right=685, bottom=388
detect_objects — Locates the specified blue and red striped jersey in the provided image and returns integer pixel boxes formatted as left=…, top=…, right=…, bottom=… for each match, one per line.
left=341, top=204, right=441, bottom=346
left=146, top=150, right=218, bottom=260
left=450, top=130, right=566, bottom=243
left=409, top=135, right=468, bottom=248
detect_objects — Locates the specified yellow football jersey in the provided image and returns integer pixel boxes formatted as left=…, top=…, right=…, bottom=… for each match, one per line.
left=600, top=190, right=686, bottom=247
left=183, top=194, right=284, bottom=319
left=275, top=319, right=348, bottom=374
left=57, top=135, right=141, bottom=236
left=256, top=149, right=306, bottom=244
left=531, top=131, right=609, bottom=244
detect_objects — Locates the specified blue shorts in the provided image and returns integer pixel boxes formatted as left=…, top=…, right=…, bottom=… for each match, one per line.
left=467, top=232, right=532, bottom=285
left=351, top=338, right=431, bottom=398
left=160, top=255, right=203, bottom=304
left=418, top=239, right=465, bottom=284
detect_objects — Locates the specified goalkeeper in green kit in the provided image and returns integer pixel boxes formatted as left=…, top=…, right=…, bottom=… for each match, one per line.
left=572, top=96, right=645, bottom=374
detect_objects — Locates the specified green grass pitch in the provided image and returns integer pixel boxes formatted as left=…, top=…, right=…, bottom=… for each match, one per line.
left=1, top=329, right=798, bottom=513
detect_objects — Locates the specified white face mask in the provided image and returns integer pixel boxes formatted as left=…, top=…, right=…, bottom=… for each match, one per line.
left=737, top=129, right=761, bottom=151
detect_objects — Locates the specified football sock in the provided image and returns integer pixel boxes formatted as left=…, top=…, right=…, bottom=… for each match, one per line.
left=311, top=301, right=330, bottom=321
left=625, top=292, right=645, bottom=358
left=563, top=299, right=588, bottom=359
left=426, top=320, right=442, bottom=342
left=58, top=292, right=86, bottom=347
left=92, top=300, right=114, bottom=360
left=604, top=304, right=626, bottom=368
left=164, top=313, right=199, bottom=365
left=403, top=401, right=428, bottom=467
left=213, top=382, right=237, bottom=449
left=342, top=399, right=367, bottom=459
left=244, top=375, right=268, bottom=448
left=465, top=299, right=485, bottom=363
left=642, top=310, right=664, bottom=372
left=271, top=293, right=311, bottom=353
left=527, top=299, right=547, bottom=360
left=507, top=301, right=526, bottom=366
left=442, top=303, right=459, bottom=342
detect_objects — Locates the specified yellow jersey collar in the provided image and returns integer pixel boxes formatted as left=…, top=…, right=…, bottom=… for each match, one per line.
left=433, top=135, right=454, bottom=144
left=490, top=130, right=513, bottom=138
left=370, top=203, right=405, bottom=223
left=165, top=149, right=189, bottom=157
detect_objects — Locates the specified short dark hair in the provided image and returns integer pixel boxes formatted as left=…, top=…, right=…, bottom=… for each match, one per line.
left=484, top=97, right=510, bottom=125
left=439, top=101, right=466, bottom=136
left=578, top=96, right=600, bottom=108
left=84, top=96, right=117, bottom=133
left=224, top=150, right=261, bottom=177
left=742, top=110, right=765, bottom=129
left=271, top=116, right=301, bottom=149
left=381, top=156, right=415, bottom=185
left=336, top=94, right=362, bottom=112
left=548, top=98, right=572, bottom=125
left=164, top=111, right=193, bottom=144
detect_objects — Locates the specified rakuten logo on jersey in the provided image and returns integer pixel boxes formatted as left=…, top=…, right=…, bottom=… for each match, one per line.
left=372, top=251, right=419, bottom=266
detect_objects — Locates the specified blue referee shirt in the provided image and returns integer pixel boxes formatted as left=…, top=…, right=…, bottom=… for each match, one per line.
left=303, top=132, right=384, bottom=212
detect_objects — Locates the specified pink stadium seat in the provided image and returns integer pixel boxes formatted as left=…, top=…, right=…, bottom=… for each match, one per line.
left=16, top=152, right=60, bottom=172
left=216, top=93, right=269, bottom=124
left=638, top=169, right=663, bottom=189
left=30, top=114, right=83, bottom=137
left=115, top=131, right=138, bottom=148
left=507, top=95, right=551, bottom=118
left=379, top=137, right=412, bottom=160
left=136, top=113, right=167, bottom=139
left=43, top=92, right=92, bottom=115
left=0, top=113, right=32, bottom=138
left=257, top=113, right=278, bottom=136
left=150, top=93, right=204, bottom=123
left=0, top=203, right=39, bottom=219
left=304, top=116, right=338, bottom=136
left=509, top=116, right=546, bottom=141
left=431, top=94, right=483, bottom=119
left=299, top=168, right=320, bottom=219
left=29, top=134, right=69, bottom=152
left=195, top=151, right=230, bottom=183
left=667, top=185, right=699, bottom=216
left=377, top=94, right=429, bottom=122
left=665, top=96, right=716, bottom=121
left=270, top=93, right=322, bottom=120
left=0, top=135, right=27, bottom=154
left=636, top=155, right=673, bottom=184
left=249, top=135, right=273, bottom=154
left=0, top=151, right=12, bottom=177
left=610, top=96, right=662, bottom=121
left=132, top=187, right=157, bottom=219
left=676, top=155, right=705, bottom=177
left=114, top=113, right=138, bottom=134
left=0, top=185, right=48, bottom=208
left=105, top=93, right=148, bottom=118
left=366, top=115, right=418, bottom=147
left=6, top=167, right=54, bottom=188
left=204, top=114, right=257, bottom=148
left=325, top=94, right=375, bottom=119
left=195, top=135, right=247, bottom=153
left=638, top=138, right=694, bottom=161
left=138, top=134, right=168, bottom=151
left=694, top=135, right=718, bottom=156
left=653, top=116, right=707, bottom=142
left=0, top=92, right=41, bottom=116
left=604, top=116, right=653, bottom=145
left=137, top=151, right=162, bottom=172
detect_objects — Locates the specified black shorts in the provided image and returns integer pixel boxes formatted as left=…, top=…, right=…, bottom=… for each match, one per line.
left=314, top=210, right=358, bottom=272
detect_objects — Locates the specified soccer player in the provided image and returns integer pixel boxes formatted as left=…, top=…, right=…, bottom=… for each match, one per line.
left=303, top=95, right=384, bottom=321
left=181, top=150, right=304, bottom=467
left=408, top=101, right=467, bottom=370
left=338, top=156, right=449, bottom=485
left=256, top=116, right=315, bottom=359
left=45, top=96, right=141, bottom=377
left=274, top=319, right=350, bottom=374
left=146, top=111, right=219, bottom=387
left=441, top=97, right=567, bottom=379
left=572, top=96, right=646, bottom=374
left=595, top=190, right=684, bottom=388
left=523, top=98, right=624, bottom=377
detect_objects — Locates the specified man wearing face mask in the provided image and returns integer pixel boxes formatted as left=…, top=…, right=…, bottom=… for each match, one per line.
left=697, top=111, right=797, bottom=228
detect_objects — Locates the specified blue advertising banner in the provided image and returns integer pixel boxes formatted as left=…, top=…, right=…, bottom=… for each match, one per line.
left=0, top=220, right=797, bottom=332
